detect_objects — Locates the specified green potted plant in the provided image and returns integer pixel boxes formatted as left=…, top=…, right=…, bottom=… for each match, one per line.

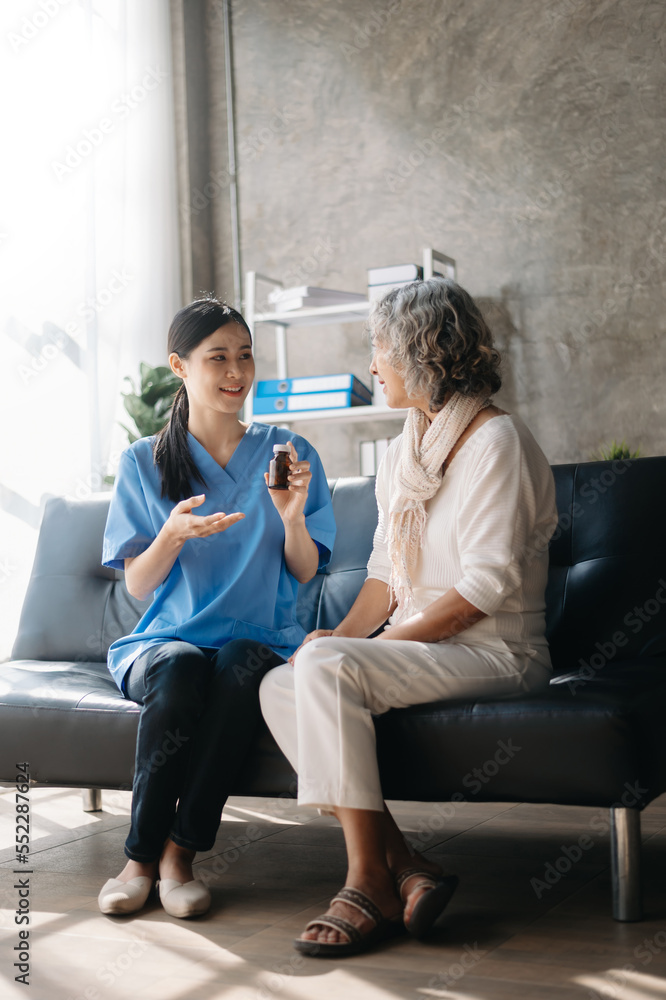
left=120, top=362, right=181, bottom=442
left=591, top=439, right=642, bottom=461
left=104, top=363, right=180, bottom=484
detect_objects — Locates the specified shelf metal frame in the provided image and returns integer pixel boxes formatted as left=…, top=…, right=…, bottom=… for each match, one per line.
left=423, top=248, right=456, bottom=280
left=243, top=248, right=455, bottom=425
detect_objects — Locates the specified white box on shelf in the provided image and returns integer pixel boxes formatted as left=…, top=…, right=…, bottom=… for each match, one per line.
left=375, top=437, right=392, bottom=466
left=367, top=263, right=423, bottom=285
left=359, top=436, right=395, bottom=476
left=268, top=286, right=367, bottom=310
left=360, top=440, right=376, bottom=477
left=372, top=373, right=383, bottom=405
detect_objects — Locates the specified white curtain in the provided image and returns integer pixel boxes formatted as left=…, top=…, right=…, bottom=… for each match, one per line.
left=0, top=0, right=181, bottom=658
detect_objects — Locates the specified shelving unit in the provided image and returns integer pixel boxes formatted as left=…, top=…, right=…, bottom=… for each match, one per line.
left=242, top=248, right=455, bottom=425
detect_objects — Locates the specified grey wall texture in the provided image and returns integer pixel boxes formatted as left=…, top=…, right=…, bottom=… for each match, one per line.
left=199, top=0, right=665, bottom=476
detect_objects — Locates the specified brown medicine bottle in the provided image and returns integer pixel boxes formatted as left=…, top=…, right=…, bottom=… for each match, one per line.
left=268, top=444, right=290, bottom=489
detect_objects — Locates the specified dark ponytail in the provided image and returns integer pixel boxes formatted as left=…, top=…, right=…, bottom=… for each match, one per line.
left=152, top=296, right=251, bottom=503
left=153, top=381, right=203, bottom=503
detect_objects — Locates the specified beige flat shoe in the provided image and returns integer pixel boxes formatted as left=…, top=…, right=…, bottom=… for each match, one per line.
left=98, top=876, right=154, bottom=915
left=158, top=878, right=211, bottom=918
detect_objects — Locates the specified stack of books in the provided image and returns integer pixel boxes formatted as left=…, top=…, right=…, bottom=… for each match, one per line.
left=254, top=373, right=373, bottom=414
left=367, top=260, right=456, bottom=301
left=268, top=286, right=367, bottom=312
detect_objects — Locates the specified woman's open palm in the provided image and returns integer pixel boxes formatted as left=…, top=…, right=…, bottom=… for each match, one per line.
left=167, top=494, right=245, bottom=543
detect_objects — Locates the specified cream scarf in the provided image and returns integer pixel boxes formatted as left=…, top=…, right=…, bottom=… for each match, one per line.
left=387, top=392, right=490, bottom=617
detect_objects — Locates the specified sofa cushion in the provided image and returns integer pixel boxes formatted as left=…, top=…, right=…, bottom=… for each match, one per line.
left=0, top=659, right=134, bottom=712
left=0, top=660, right=138, bottom=788
left=375, top=660, right=666, bottom=806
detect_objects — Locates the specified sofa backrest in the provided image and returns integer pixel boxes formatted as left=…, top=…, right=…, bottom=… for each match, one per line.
left=11, top=459, right=666, bottom=673
left=11, top=495, right=150, bottom=663
left=546, top=457, right=666, bottom=673
left=297, top=476, right=378, bottom=632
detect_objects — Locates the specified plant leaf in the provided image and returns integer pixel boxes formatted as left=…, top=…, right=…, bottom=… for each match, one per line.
left=119, top=422, right=139, bottom=444
left=118, top=362, right=181, bottom=444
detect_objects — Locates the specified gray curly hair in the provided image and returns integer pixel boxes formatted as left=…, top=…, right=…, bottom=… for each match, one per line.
left=368, top=277, right=501, bottom=411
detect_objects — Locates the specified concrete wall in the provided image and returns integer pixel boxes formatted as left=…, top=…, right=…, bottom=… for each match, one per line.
left=200, top=0, right=665, bottom=476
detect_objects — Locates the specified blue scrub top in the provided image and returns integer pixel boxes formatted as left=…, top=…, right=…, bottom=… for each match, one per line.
left=102, top=422, right=336, bottom=691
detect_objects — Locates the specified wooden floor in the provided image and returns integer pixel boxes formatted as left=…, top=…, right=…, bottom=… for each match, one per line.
left=1, top=786, right=666, bottom=999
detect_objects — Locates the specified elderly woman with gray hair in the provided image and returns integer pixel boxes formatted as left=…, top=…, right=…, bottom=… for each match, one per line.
left=259, top=277, right=558, bottom=957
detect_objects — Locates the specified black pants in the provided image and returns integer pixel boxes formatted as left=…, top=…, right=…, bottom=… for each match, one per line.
left=123, top=639, right=284, bottom=862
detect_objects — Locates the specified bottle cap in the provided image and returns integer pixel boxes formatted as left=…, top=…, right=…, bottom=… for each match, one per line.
left=273, top=444, right=290, bottom=454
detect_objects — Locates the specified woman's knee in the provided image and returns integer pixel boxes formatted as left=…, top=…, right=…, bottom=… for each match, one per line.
left=293, top=636, right=359, bottom=690
left=258, top=660, right=293, bottom=711
left=211, top=639, right=282, bottom=691
left=143, top=642, right=210, bottom=702
left=293, top=636, right=332, bottom=661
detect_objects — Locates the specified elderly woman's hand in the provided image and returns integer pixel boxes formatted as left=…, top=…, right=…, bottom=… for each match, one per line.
left=288, top=629, right=334, bottom=664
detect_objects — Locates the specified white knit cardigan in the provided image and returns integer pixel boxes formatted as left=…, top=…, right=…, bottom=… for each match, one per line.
left=366, top=414, right=559, bottom=655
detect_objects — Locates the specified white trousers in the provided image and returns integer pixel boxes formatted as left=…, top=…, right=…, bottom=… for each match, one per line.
left=259, top=635, right=551, bottom=813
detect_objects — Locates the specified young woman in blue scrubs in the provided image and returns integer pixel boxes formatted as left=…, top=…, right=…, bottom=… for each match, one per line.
left=97, top=297, right=335, bottom=919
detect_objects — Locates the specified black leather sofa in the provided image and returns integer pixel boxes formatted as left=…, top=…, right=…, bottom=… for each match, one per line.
left=2, top=458, right=666, bottom=922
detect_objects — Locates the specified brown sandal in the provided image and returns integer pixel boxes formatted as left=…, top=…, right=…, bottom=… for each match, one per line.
left=395, top=868, right=459, bottom=938
left=294, top=886, right=403, bottom=957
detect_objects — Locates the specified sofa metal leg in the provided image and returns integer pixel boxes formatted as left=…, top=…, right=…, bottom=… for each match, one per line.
left=610, top=806, right=642, bottom=921
left=82, top=788, right=102, bottom=812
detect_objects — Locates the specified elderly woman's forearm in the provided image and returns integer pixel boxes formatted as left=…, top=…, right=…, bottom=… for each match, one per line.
left=333, top=577, right=397, bottom=638
left=375, top=587, right=486, bottom=642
